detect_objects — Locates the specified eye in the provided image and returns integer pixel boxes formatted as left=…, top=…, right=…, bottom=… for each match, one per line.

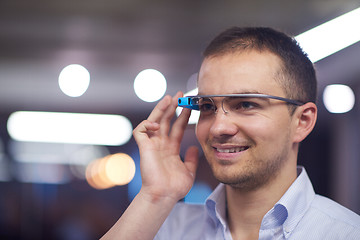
left=227, top=98, right=260, bottom=112
left=198, top=98, right=216, bottom=114
left=238, top=101, right=256, bottom=109
left=199, top=103, right=215, bottom=113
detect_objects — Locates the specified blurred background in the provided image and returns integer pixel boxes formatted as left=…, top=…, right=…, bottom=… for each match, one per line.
left=1, top=0, right=360, bottom=239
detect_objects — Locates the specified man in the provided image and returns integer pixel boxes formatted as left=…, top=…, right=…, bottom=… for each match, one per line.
left=101, top=27, right=360, bottom=239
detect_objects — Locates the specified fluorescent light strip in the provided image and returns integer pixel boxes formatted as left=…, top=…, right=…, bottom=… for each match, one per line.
left=295, top=7, right=360, bottom=62
left=7, top=111, right=133, bottom=146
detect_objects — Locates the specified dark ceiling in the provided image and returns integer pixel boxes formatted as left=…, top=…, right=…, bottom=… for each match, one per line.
left=0, top=0, right=359, bottom=118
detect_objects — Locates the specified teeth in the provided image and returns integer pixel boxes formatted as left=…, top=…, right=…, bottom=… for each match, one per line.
left=216, top=147, right=247, bottom=153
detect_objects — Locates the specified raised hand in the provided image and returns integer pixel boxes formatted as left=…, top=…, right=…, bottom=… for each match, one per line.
left=101, top=92, right=199, bottom=240
left=133, top=91, right=199, bottom=203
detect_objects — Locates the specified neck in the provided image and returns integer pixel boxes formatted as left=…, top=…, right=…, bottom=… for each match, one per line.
left=225, top=162, right=297, bottom=240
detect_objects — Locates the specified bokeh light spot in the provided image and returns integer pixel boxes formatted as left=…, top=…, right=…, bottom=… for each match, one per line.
left=134, top=69, right=167, bottom=102
left=59, top=64, right=90, bottom=97
left=105, top=153, right=136, bottom=186
left=86, top=153, right=136, bottom=189
left=323, top=84, right=355, bottom=113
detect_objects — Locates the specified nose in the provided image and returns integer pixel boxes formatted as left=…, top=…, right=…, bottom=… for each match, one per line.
left=209, top=111, right=238, bottom=138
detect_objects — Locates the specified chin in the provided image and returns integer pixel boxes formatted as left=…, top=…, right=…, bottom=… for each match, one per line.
left=211, top=165, right=273, bottom=191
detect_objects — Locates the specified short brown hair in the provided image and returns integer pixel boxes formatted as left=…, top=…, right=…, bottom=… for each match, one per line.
left=203, top=27, right=317, bottom=104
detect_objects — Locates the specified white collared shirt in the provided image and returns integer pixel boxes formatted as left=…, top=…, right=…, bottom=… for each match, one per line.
left=155, top=167, right=360, bottom=239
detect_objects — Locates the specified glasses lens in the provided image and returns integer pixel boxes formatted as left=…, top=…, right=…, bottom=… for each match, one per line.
left=223, top=97, right=259, bottom=113
left=198, top=97, right=216, bottom=113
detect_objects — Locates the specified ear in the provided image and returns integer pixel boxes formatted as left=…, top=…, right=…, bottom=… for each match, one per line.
left=292, top=102, right=317, bottom=143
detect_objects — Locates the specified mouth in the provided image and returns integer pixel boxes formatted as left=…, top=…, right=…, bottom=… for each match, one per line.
left=213, top=146, right=249, bottom=153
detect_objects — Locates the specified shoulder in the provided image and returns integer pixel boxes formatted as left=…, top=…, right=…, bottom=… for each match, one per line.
left=311, top=194, right=360, bottom=227
left=292, top=194, right=360, bottom=239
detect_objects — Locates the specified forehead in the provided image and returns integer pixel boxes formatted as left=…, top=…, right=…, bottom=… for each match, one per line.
left=197, top=51, right=285, bottom=96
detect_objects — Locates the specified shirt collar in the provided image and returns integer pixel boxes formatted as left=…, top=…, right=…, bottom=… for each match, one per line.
left=204, top=166, right=315, bottom=236
left=205, top=183, right=227, bottom=226
left=274, top=166, right=315, bottom=236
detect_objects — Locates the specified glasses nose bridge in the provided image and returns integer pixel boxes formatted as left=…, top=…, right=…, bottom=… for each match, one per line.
left=212, top=97, right=229, bottom=115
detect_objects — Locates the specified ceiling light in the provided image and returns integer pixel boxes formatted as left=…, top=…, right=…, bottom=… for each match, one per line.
left=7, top=111, right=133, bottom=146
left=295, top=7, right=360, bottom=62
left=58, top=64, right=90, bottom=97
left=134, top=69, right=167, bottom=102
left=323, top=84, right=355, bottom=113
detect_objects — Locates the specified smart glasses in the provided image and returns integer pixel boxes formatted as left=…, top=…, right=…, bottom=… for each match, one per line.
left=178, top=94, right=304, bottom=114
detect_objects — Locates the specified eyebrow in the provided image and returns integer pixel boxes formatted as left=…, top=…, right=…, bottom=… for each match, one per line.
left=228, top=91, right=270, bottom=100
left=234, top=90, right=263, bottom=94
left=226, top=94, right=271, bottom=103
left=197, top=90, right=265, bottom=95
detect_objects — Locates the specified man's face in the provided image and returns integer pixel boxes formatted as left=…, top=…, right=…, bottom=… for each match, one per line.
left=196, top=51, right=297, bottom=190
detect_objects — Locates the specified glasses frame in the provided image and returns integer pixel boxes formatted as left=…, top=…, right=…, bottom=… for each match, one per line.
left=178, top=94, right=305, bottom=112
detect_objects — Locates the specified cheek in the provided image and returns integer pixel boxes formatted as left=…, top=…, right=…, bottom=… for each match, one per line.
left=244, top=118, right=282, bottom=143
left=260, top=120, right=293, bottom=153
left=195, top=120, right=209, bottom=144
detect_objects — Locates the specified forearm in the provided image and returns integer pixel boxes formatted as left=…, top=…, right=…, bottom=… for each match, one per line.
left=100, top=190, right=177, bottom=240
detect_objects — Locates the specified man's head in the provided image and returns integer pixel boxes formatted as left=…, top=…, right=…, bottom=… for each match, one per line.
left=203, top=27, right=317, bottom=106
left=195, top=27, right=317, bottom=190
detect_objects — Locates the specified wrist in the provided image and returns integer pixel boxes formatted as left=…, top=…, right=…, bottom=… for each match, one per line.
left=138, top=188, right=179, bottom=207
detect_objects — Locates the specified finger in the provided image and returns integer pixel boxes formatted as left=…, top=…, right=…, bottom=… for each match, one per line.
left=184, top=146, right=199, bottom=179
left=168, top=107, right=191, bottom=143
left=147, top=95, right=172, bottom=123
left=159, top=91, right=183, bottom=135
left=133, top=120, right=160, bottom=147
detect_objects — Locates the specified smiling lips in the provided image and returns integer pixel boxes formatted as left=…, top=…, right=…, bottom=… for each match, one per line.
left=215, top=146, right=249, bottom=153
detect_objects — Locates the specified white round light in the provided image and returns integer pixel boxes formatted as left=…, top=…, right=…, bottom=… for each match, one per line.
left=134, top=69, right=167, bottom=102
left=323, top=84, right=355, bottom=113
left=59, top=64, right=90, bottom=97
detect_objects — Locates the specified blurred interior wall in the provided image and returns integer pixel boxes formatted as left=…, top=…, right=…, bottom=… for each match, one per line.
left=332, top=85, right=360, bottom=214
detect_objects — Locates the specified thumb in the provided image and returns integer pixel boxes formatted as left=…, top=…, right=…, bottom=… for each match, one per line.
left=184, top=146, right=199, bottom=179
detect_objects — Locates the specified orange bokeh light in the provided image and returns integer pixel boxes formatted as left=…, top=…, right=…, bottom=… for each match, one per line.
left=86, top=153, right=136, bottom=189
